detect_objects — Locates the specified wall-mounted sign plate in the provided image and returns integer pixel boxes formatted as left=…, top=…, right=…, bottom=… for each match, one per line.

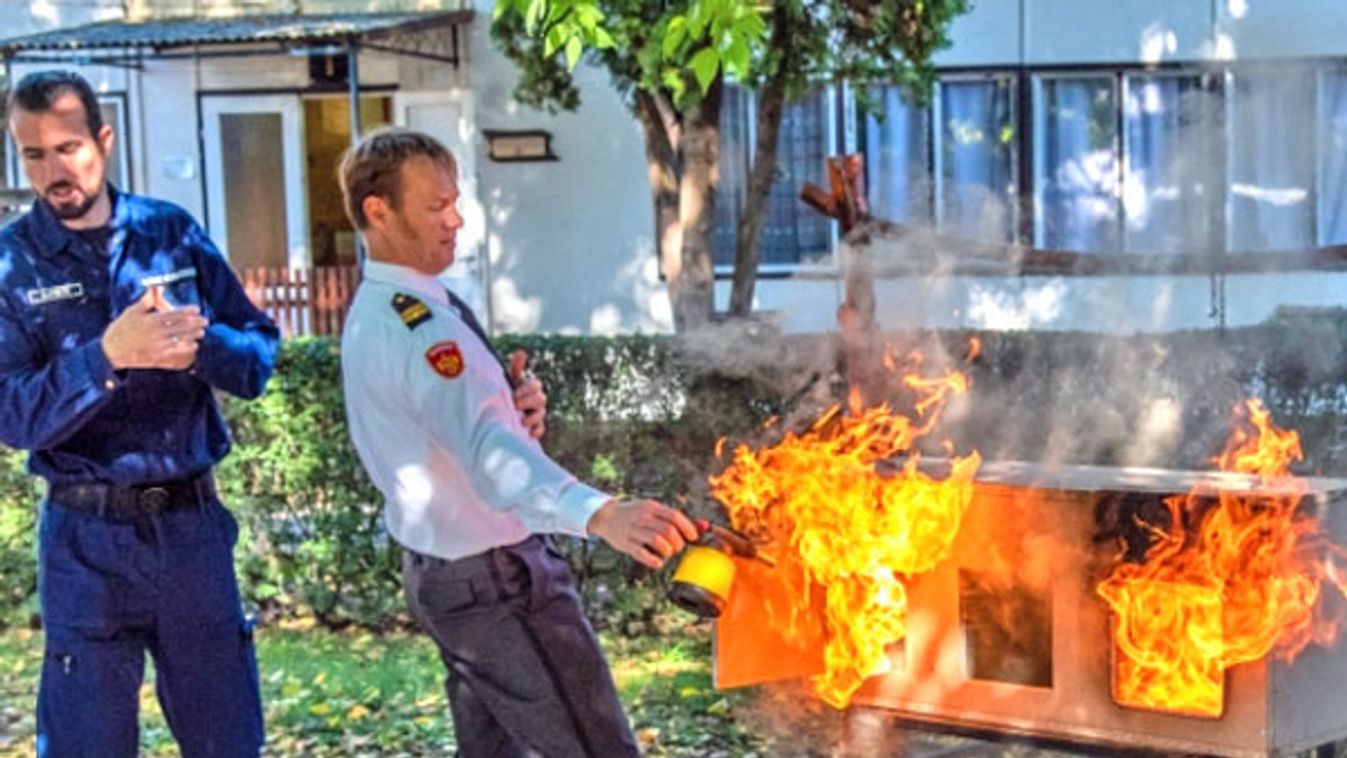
left=483, top=129, right=558, bottom=162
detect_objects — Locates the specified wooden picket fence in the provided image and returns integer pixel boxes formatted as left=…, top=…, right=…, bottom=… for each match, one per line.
left=236, top=265, right=361, bottom=338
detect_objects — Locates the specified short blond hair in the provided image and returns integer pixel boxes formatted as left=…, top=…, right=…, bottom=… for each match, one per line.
left=337, top=127, right=458, bottom=230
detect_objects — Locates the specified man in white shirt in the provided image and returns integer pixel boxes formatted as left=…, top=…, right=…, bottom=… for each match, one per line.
left=338, top=127, right=698, bottom=758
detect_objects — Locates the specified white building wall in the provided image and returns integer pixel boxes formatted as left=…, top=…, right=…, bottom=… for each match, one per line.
left=0, top=0, right=121, bottom=36
left=935, top=0, right=1347, bottom=66
left=1221, top=0, right=1347, bottom=60
left=460, top=2, right=671, bottom=335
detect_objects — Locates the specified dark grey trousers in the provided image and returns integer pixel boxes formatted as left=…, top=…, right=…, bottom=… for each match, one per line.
left=403, top=535, right=640, bottom=758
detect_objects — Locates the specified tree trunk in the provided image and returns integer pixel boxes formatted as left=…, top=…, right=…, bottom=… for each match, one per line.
left=675, top=75, right=724, bottom=330
left=728, top=4, right=793, bottom=319
left=634, top=91, right=686, bottom=330
left=727, top=69, right=787, bottom=318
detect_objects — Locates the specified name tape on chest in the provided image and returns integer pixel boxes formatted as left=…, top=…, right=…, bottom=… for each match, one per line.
left=139, top=267, right=197, bottom=288
left=26, top=282, right=85, bottom=306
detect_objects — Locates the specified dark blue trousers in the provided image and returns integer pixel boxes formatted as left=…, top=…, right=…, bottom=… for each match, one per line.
left=403, top=535, right=640, bottom=758
left=35, top=497, right=263, bottom=758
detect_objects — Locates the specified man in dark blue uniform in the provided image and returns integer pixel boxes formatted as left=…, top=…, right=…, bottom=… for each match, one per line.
left=1, top=70, right=278, bottom=757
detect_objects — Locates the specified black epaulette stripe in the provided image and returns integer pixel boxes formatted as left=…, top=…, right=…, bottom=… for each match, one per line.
left=391, top=292, right=432, bottom=330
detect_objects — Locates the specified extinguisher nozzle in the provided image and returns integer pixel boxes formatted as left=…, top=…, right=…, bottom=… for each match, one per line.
left=668, top=581, right=726, bottom=618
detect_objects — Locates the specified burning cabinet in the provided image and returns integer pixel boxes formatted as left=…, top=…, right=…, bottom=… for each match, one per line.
left=714, top=462, right=1347, bottom=758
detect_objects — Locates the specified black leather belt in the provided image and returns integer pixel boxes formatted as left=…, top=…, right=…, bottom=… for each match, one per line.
left=48, top=472, right=216, bottom=521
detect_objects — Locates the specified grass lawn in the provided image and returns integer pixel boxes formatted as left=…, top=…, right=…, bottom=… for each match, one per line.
left=14, top=615, right=1321, bottom=758
left=0, top=613, right=766, bottom=758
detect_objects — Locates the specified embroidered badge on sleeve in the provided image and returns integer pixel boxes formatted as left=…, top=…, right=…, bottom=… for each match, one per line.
left=426, top=341, right=465, bottom=379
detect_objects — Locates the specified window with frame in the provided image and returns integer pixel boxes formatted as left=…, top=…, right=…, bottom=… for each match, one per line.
left=1033, top=75, right=1120, bottom=253
left=936, top=75, right=1019, bottom=244
left=862, top=84, right=932, bottom=226
left=1317, top=65, right=1347, bottom=246
left=713, top=85, right=836, bottom=270
left=1119, top=73, right=1216, bottom=255
left=0, top=74, right=9, bottom=191
left=1226, top=67, right=1316, bottom=253
left=98, top=97, right=130, bottom=191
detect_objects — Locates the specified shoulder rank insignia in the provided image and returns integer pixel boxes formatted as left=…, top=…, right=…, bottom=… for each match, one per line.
left=392, top=292, right=432, bottom=330
left=426, top=341, right=465, bottom=379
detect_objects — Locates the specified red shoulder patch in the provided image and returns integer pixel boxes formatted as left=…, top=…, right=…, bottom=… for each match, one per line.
left=425, top=341, right=465, bottom=379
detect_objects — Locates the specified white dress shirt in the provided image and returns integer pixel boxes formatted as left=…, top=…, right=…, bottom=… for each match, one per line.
left=341, top=260, right=610, bottom=560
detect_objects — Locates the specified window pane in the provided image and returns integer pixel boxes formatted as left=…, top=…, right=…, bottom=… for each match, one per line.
left=713, top=86, right=833, bottom=268
left=1319, top=67, right=1347, bottom=246
left=1035, top=77, right=1119, bottom=253
left=713, top=86, right=752, bottom=267
left=220, top=113, right=289, bottom=269
left=1227, top=69, right=1315, bottom=252
left=864, top=86, right=931, bottom=225
left=1122, top=74, right=1215, bottom=255
left=98, top=101, right=127, bottom=191
left=762, top=88, right=832, bottom=265
left=939, top=78, right=1017, bottom=243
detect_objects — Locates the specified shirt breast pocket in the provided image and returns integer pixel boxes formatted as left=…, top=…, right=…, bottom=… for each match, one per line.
left=142, top=266, right=203, bottom=311
left=166, top=274, right=202, bottom=311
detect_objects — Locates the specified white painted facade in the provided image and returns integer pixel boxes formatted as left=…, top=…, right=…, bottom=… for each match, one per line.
left=3, top=0, right=1346, bottom=335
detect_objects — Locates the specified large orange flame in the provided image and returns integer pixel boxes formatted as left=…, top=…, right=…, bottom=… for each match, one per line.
left=1097, top=398, right=1347, bottom=718
left=709, top=349, right=980, bottom=708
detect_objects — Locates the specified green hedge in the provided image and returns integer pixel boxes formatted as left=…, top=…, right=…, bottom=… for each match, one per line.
left=0, top=334, right=789, bottom=630
left=3, top=314, right=1347, bottom=629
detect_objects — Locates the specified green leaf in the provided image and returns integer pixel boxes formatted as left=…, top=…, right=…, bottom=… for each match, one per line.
left=725, top=38, right=750, bottom=77
left=592, top=26, right=616, bottom=50
left=544, top=25, right=567, bottom=58
left=662, top=69, right=688, bottom=102
left=524, top=0, right=546, bottom=34
left=573, top=3, right=604, bottom=28
left=662, top=20, right=688, bottom=60
left=689, top=47, right=721, bottom=94
left=565, top=35, right=584, bottom=70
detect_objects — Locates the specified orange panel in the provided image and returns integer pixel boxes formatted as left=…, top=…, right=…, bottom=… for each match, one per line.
left=713, top=557, right=825, bottom=690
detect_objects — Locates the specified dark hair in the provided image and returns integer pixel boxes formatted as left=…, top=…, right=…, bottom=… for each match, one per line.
left=5, top=70, right=105, bottom=138
left=338, top=126, right=457, bottom=230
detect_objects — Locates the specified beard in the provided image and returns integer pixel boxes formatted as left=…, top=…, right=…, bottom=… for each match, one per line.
left=44, top=179, right=104, bottom=221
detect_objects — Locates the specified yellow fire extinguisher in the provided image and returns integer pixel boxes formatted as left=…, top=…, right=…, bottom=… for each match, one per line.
left=668, top=520, right=774, bottom=618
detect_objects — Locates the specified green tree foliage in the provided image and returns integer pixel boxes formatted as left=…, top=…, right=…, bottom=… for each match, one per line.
left=491, top=0, right=969, bottom=328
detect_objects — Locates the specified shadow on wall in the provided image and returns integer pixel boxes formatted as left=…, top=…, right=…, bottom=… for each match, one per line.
left=482, top=176, right=671, bottom=335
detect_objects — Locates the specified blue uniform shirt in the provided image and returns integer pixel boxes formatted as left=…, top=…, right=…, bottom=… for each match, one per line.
left=0, top=187, right=279, bottom=486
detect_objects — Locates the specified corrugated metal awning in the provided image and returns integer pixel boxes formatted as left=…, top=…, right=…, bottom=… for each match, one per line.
left=0, top=10, right=472, bottom=61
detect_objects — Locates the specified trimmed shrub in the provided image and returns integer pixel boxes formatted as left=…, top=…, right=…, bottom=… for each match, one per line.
left=3, top=312, right=1346, bottom=628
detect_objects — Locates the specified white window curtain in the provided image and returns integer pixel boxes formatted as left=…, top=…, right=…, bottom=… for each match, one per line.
left=99, top=99, right=131, bottom=192
left=863, top=85, right=931, bottom=225
left=937, top=77, right=1018, bottom=244
left=1034, top=76, right=1120, bottom=253
left=712, top=86, right=752, bottom=267
left=1318, top=67, right=1347, bottom=246
left=1122, top=74, right=1213, bottom=256
left=763, top=88, right=833, bottom=266
left=1227, top=68, right=1315, bottom=253
left=713, top=86, right=834, bottom=269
